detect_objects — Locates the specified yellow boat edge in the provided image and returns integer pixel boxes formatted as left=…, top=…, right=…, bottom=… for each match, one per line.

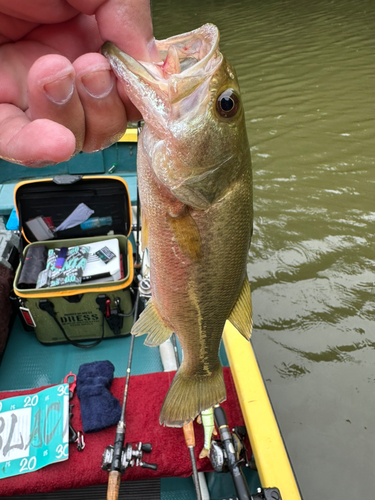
left=118, top=128, right=138, bottom=142
left=223, top=321, right=302, bottom=500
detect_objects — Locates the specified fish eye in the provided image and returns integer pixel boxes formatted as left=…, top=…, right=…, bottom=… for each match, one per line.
left=216, top=89, right=240, bottom=119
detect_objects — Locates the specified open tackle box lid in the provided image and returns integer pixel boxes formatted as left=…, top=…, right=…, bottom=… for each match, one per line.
left=13, top=175, right=132, bottom=244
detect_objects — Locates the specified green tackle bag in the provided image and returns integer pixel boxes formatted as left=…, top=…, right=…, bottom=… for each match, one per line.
left=13, top=176, right=135, bottom=347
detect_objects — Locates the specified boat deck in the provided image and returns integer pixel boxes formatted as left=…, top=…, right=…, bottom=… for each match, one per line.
left=0, top=316, right=228, bottom=392
left=0, top=316, right=261, bottom=500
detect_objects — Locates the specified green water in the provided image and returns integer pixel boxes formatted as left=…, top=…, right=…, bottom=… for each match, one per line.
left=152, top=1, right=375, bottom=499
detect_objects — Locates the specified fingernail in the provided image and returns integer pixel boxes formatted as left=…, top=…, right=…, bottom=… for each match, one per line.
left=81, top=70, right=114, bottom=98
left=44, top=75, right=74, bottom=104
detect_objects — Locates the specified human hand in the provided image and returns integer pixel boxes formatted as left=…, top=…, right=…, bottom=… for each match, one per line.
left=0, top=0, right=159, bottom=167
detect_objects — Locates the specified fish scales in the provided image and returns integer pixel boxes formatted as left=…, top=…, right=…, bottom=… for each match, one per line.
left=102, top=24, right=253, bottom=427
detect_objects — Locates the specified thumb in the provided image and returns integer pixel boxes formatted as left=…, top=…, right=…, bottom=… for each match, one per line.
left=68, top=0, right=160, bottom=62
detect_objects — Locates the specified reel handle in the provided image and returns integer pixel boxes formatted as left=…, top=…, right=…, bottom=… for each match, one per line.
left=140, top=461, right=158, bottom=470
left=141, top=442, right=152, bottom=453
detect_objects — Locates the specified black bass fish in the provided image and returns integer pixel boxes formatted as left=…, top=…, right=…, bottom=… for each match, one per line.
left=102, top=23, right=253, bottom=427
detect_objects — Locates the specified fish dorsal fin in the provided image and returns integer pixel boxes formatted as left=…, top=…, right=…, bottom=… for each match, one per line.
left=131, top=299, right=173, bottom=346
left=228, top=278, right=253, bottom=340
left=167, top=210, right=202, bottom=262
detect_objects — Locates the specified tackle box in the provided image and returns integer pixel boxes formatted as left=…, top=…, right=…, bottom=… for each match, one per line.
left=12, top=175, right=135, bottom=346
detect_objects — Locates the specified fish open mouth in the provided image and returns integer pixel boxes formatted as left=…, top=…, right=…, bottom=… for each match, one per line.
left=141, top=23, right=222, bottom=102
left=102, top=24, right=223, bottom=131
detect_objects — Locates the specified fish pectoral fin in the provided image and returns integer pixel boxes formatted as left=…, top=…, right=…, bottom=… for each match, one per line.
left=167, top=210, right=202, bottom=262
left=131, top=299, right=173, bottom=346
left=228, top=278, right=253, bottom=340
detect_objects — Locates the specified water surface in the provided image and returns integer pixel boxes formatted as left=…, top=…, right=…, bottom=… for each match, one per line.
left=152, top=1, right=375, bottom=498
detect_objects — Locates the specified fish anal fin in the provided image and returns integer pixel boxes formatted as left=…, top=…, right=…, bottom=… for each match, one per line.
left=159, top=363, right=226, bottom=427
left=167, top=210, right=202, bottom=262
left=228, top=278, right=253, bottom=340
left=131, top=299, right=173, bottom=346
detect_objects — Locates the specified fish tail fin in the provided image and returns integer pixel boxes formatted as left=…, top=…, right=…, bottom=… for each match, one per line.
left=159, top=363, right=226, bottom=427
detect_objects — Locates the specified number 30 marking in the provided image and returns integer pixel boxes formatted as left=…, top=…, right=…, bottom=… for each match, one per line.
left=57, top=385, right=69, bottom=397
left=56, top=443, right=69, bottom=459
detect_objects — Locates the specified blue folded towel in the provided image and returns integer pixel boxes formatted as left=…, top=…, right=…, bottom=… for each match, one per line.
left=76, top=360, right=121, bottom=433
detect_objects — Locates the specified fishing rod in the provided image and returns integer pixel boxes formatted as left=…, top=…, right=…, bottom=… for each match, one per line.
left=171, top=333, right=202, bottom=500
left=136, top=184, right=141, bottom=268
left=135, top=121, right=142, bottom=268
left=102, top=287, right=157, bottom=500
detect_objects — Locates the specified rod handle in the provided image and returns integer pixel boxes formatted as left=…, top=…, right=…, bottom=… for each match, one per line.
left=107, top=470, right=122, bottom=500
left=213, top=405, right=228, bottom=429
left=183, top=420, right=195, bottom=447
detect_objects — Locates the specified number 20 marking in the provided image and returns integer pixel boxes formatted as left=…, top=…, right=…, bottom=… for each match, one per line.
left=24, top=395, right=38, bottom=407
left=20, top=456, right=37, bottom=472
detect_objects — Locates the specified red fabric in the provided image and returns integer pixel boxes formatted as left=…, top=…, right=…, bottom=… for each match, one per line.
left=0, top=368, right=247, bottom=496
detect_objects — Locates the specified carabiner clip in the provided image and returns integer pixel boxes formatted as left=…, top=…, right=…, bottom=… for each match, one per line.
left=64, top=371, right=77, bottom=399
left=76, top=431, right=85, bottom=452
